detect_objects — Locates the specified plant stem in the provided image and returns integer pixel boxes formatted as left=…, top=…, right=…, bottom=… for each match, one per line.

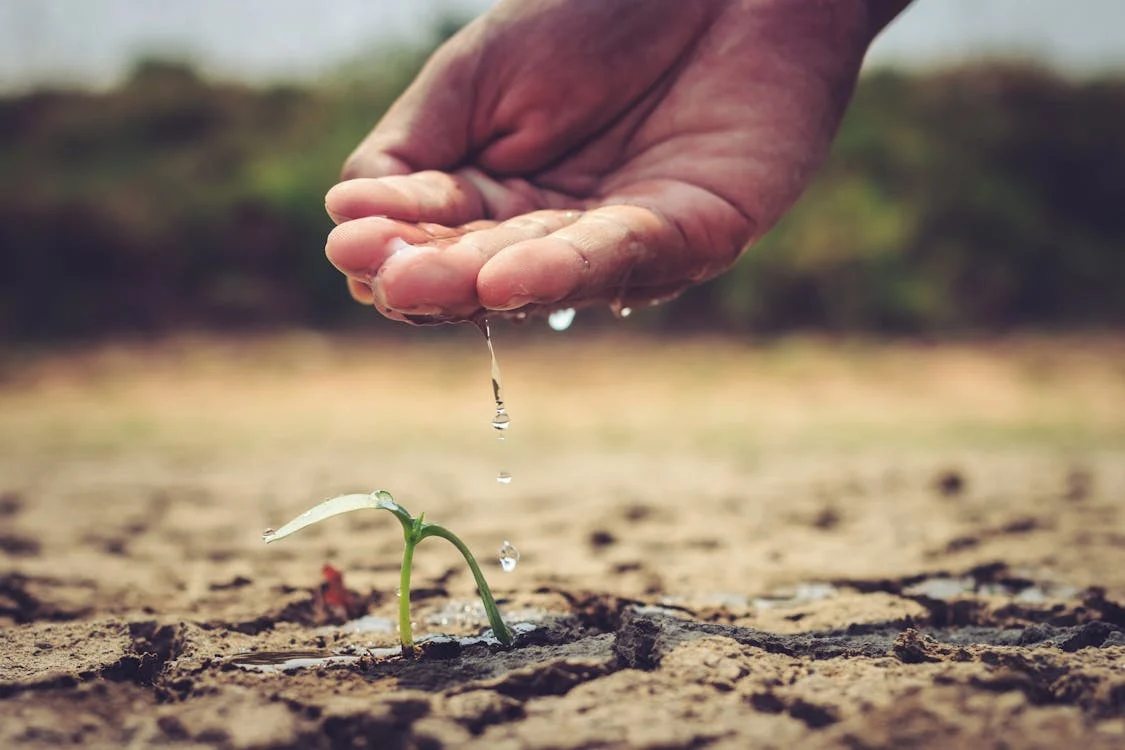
left=262, top=491, right=514, bottom=653
left=398, top=536, right=416, bottom=654
left=420, top=524, right=513, bottom=646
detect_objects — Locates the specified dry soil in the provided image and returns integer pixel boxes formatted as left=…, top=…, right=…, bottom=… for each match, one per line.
left=1, top=332, right=1124, bottom=749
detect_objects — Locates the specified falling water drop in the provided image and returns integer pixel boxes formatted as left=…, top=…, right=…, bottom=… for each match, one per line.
left=609, top=298, right=633, bottom=319
left=547, top=308, right=576, bottom=332
left=479, top=318, right=511, bottom=438
left=498, top=541, right=520, bottom=572
left=478, top=318, right=515, bottom=487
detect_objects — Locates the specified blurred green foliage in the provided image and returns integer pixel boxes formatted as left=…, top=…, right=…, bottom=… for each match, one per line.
left=710, top=67, right=1125, bottom=333
left=2, top=48, right=1124, bottom=342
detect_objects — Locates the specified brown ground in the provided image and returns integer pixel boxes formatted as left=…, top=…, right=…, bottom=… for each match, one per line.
left=2, top=331, right=1125, bottom=749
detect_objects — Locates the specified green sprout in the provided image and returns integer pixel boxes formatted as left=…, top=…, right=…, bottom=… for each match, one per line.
left=262, top=490, right=514, bottom=655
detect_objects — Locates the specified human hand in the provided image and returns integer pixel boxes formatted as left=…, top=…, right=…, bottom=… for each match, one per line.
left=325, top=0, right=900, bottom=324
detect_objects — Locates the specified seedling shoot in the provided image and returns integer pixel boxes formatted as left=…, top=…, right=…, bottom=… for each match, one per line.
left=263, top=490, right=514, bottom=654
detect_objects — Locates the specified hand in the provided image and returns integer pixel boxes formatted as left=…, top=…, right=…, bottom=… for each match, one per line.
left=325, top=0, right=894, bottom=324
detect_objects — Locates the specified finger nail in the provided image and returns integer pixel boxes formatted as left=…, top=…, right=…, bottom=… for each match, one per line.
left=493, top=294, right=536, bottom=311
left=369, top=278, right=388, bottom=309
left=342, top=153, right=410, bottom=180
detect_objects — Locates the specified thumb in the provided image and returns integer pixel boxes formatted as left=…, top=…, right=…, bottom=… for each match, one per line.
left=341, top=35, right=480, bottom=180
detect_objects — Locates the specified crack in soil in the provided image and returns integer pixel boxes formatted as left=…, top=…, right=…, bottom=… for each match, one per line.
left=4, top=584, right=1124, bottom=747
left=100, top=621, right=183, bottom=687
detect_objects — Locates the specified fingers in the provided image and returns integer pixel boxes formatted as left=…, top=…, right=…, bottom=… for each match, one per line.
left=327, top=210, right=582, bottom=319
left=326, top=216, right=451, bottom=280
left=326, top=217, right=465, bottom=315
left=326, top=202, right=693, bottom=321
left=346, top=277, right=374, bottom=305
left=477, top=205, right=684, bottom=310
left=325, top=169, right=592, bottom=320
left=325, top=171, right=486, bottom=226
left=327, top=167, right=572, bottom=229
left=339, top=151, right=414, bottom=182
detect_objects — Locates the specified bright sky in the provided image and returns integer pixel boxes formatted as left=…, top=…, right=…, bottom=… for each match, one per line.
left=1, top=0, right=1123, bottom=92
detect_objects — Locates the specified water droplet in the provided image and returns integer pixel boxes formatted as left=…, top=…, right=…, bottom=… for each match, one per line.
left=609, top=298, right=633, bottom=319
left=497, top=472, right=512, bottom=484
left=261, top=528, right=276, bottom=542
left=373, top=491, right=399, bottom=511
left=498, top=540, right=520, bottom=572
left=492, top=408, right=510, bottom=431
left=480, top=319, right=512, bottom=436
left=547, top=308, right=576, bottom=332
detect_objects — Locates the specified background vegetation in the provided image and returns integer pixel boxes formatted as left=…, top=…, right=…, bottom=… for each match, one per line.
left=2, top=32, right=1123, bottom=343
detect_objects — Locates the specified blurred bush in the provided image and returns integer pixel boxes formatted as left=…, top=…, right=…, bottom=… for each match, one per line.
left=1, top=48, right=1123, bottom=342
left=706, top=66, right=1125, bottom=333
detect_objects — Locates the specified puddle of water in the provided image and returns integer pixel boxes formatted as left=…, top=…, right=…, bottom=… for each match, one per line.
left=751, top=582, right=839, bottom=609
left=424, top=599, right=549, bottom=630
left=661, top=583, right=839, bottom=612
left=904, top=576, right=1080, bottom=602
left=425, top=599, right=488, bottom=628
left=903, top=577, right=974, bottom=600
left=676, top=575, right=1082, bottom=609
left=231, top=650, right=369, bottom=673
left=318, top=614, right=397, bottom=635
left=231, top=621, right=542, bottom=673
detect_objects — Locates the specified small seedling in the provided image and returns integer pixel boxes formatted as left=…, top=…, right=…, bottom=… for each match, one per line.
left=262, top=491, right=513, bottom=655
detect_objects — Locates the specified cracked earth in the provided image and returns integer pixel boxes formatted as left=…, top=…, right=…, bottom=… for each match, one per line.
left=2, top=335, right=1124, bottom=748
